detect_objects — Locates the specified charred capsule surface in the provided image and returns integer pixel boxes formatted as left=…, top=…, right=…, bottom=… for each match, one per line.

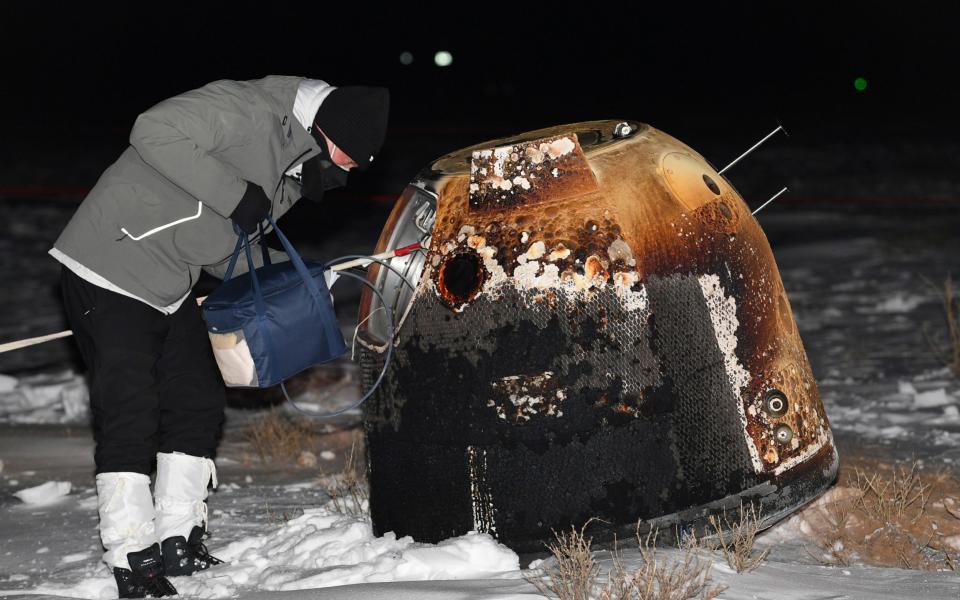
left=356, top=120, right=838, bottom=552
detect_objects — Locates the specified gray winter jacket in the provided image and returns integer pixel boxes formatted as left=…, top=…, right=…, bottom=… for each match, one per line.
left=51, top=76, right=324, bottom=307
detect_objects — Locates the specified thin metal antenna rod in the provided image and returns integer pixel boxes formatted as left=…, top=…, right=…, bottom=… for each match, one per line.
left=718, top=125, right=786, bottom=175
left=752, top=186, right=789, bottom=215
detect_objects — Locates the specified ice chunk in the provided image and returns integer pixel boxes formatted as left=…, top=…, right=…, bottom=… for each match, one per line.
left=0, top=371, right=89, bottom=424
left=0, top=373, right=16, bottom=393
left=879, top=425, right=908, bottom=438
left=14, top=481, right=71, bottom=505
left=914, top=388, right=954, bottom=409
left=898, top=381, right=917, bottom=395
left=873, top=293, right=924, bottom=313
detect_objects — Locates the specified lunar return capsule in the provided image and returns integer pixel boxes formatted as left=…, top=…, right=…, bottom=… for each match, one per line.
left=354, top=120, right=838, bottom=551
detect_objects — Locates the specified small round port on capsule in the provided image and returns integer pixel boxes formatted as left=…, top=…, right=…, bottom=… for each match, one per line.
left=774, top=424, right=794, bottom=444
left=763, top=389, right=789, bottom=417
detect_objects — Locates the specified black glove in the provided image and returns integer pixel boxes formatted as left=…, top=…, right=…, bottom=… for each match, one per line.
left=230, top=182, right=271, bottom=234
left=300, top=155, right=349, bottom=203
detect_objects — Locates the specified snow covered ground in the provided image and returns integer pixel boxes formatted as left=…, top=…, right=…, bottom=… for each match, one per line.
left=0, top=419, right=536, bottom=600
left=1, top=420, right=959, bottom=600
left=1, top=205, right=960, bottom=598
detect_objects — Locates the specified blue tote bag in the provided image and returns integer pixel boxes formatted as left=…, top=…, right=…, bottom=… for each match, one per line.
left=202, top=217, right=348, bottom=388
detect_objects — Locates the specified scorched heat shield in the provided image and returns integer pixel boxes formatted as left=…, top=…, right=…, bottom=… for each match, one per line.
left=355, top=120, right=838, bottom=552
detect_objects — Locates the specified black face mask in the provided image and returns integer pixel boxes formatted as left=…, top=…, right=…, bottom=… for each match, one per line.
left=300, top=132, right=349, bottom=202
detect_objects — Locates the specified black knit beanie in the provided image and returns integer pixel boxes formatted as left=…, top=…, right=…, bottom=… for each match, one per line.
left=313, top=86, right=390, bottom=171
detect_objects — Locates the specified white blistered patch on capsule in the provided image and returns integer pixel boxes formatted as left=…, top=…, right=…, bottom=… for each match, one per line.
left=487, top=371, right=566, bottom=422
left=699, top=273, right=764, bottom=473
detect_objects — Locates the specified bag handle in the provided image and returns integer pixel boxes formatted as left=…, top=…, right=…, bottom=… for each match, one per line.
left=223, top=223, right=272, bottom=282
left=258, top=222, right=272, bottom=266
left=241, top=232, right=269, bottom=319
left=222, top=217, right=327, bottom=315
left=223, top=233, right=244, bottom=282
left=262, top=215, right=325, bottom=302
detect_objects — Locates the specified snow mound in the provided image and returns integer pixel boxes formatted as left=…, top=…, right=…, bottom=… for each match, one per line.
left=871, top=292, right=925, bottom=313
left=176, top=499, right=520, bottom=597
left=33, top=574, right=116, bottom=599
left=913, top=388, right=955, bottom=409
left=26, top=497, right=520, bottom=599
left=764, top=485, right=863, bottom=543
left=14, top=480, right=71, bottom=505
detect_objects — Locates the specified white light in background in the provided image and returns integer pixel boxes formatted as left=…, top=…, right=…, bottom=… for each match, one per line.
left=399, top=51, right=414, bottom=65
left=433, top=51, right=453, bottom=67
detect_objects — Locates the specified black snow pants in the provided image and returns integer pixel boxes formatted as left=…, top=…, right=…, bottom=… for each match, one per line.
left=60, top=266, right=226, bottom=475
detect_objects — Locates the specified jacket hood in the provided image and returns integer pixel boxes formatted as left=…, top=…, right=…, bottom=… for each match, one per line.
left=292, top=79, right=336, bottom=133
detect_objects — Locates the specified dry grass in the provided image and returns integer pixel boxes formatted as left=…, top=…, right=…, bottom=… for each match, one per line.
left=325, top=437, right=369, bottom=516
left=597, top=530, right=726, bottom=600
left=799, top=459, right=960, bottom=571
left=265, top=502, right=305, bottom=524
left=707, top=503, right=769, bottom=573
left=531, top=520, right=601, bottom=600
left=853, top=461, right=932, bottom=523
left=598, top=544, right=633, bottom=600
left=244, top=413, right=369, bottom=516
left=531, top=523, right=725, bottom=600
left=242, top=408, right=318, bottom=464
left=804, top=493, right=856, bottom=566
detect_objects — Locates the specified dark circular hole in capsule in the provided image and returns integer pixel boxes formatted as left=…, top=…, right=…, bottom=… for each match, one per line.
left=438, top=253, right=485, bottom=305
left=774, top=424, right=794, bottom=444
left=764, top=389, right=789, bottom=417
left=702, top=173, right=721, bottom=195
left=717, top=201, right=733, bottom=219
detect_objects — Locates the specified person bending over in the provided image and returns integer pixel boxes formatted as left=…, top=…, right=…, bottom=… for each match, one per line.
left=50, top=76, right=389, bottom=598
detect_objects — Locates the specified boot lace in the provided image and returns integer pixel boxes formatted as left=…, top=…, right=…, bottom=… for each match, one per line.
left=188, top=534, right=224, bottom=567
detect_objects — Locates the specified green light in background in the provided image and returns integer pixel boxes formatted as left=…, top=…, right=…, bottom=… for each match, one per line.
left=854, top=77, right=868, bottom=92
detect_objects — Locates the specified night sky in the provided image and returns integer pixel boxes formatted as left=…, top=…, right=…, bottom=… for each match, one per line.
left=4, top=5, right=957, bottom=133
left=1, top=3, right=958, bottom=200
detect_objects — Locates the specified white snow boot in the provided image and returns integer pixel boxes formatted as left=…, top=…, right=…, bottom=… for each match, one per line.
left=154, top=452, right=223, bottom=576
left=96, top=472, right=177, bottom=598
